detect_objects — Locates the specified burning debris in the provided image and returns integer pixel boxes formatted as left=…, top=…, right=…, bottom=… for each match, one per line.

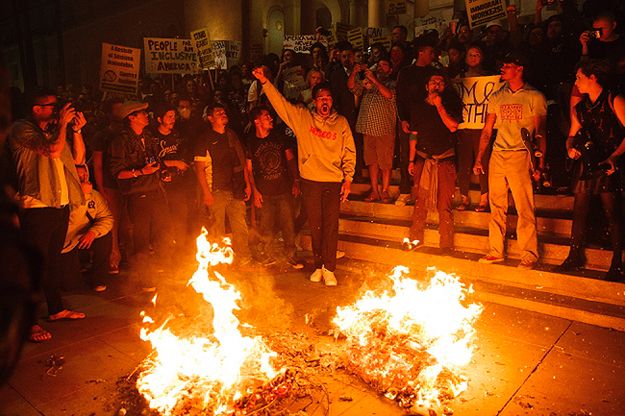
left=332, top=266, right=483, bottom=415
left=136, top=230, right=284, bottom=415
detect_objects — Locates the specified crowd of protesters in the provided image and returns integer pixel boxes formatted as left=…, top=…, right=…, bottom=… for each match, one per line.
left=3, top=0, right=625, bottom=343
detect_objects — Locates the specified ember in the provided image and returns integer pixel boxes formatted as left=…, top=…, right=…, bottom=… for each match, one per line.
left=332, top=266, right=483, bottom=414
left=136, top=229, right=281, bottom=415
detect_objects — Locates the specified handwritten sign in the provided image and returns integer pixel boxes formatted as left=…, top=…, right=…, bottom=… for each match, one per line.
left=191, top=28, right=214, bottom=70
left=388, top=0, right=407, bottom=15
left=99, top=42, right=141, bottom=95
left=414, top=15, right=450, bottom=37
left=367, top=27, right=391, bottom=50
left=226, top=41, right=241, bottom=68
left=465, top=0, right=506, bottom=29
left=455, top=75, right=504, bottom=128
left=210, top=40, right=227, bottom=70
left=144, top=37, right=198, bottom=74
left=347, top=27, right=364, bottom=51
left=283, top=35, right=317, bottom=54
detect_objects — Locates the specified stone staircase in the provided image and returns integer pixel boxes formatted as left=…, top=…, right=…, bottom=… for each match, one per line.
left=299, top=180, right=625, bottom=331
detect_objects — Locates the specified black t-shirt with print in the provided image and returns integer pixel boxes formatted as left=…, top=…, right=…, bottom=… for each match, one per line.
left=194, top=128, right=234, bottom=192
left=152, top=127, right=193, bottom=189
left=245, top=130, right=291, bottom=196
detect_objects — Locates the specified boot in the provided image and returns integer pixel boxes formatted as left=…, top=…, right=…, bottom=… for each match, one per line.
left=554, top=248, right=585, bottom=272
left=605, top=256, right=625, bottom=282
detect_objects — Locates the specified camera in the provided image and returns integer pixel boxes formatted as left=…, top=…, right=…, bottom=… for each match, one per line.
left=588, top=28, right=602, bottom=39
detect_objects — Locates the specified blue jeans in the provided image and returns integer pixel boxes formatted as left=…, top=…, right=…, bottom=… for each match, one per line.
left=208, top=189, right=251, bottom=260
left=258, top=193, right=296, bottom=259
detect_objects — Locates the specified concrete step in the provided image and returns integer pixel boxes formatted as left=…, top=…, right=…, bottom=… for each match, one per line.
left=341, top=199, right=572, bottom=236
left=350, top=183, right=574, bottom=212
left=337, top=215, right=614, bottom=271
left=299, top=233, right=625, bottom=332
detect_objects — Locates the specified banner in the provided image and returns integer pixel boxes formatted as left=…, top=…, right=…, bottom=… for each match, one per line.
left=347, top=27, right=364, bottom=51
left=388, top=0, right=407, bottom=15
left=191, top=28, right=214, bottom=70
left=144, top=37, right=198, bottom=74
left=283, top=34, right=317, bottom=54
left=465, top=0, right=506, bottom=28
left=99, top=42, right=141, bottom=95
left=455, top=75, right=504, bottom=128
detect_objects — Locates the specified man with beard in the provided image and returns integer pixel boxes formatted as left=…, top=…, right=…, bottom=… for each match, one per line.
left=252, top=67, right=356, bottom=286
left=7, top=88, right=87, bottom=342
left=473, top=52, right=547, bottom=270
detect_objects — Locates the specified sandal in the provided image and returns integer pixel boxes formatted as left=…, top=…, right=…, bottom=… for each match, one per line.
left=48, top=309, right=86, bottom=322
left=29, top=324, right=52, bottom=342
left=380, top=191, right=393, bottom=204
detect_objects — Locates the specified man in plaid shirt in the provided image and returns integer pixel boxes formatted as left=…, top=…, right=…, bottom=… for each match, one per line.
left=348, top=56, right=397, bottom=203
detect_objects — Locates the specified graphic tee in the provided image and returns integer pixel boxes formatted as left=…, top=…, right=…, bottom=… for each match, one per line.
left=246, top=131, right=291, bottom=196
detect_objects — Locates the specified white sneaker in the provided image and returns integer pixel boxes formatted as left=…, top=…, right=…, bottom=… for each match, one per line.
left=309, top=268, right=323, bottom=283
left=395, top=193, right=410, bottom=206
left=336, top=250, right=346, bottom=260
left=322, top=268, right=337, bottom=286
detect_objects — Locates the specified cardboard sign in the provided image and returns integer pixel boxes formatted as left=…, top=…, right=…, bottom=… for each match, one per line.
left=347, top=27, right=364, bottom=51
left=144, top=37, right=198, bottom=74
left=455, top=75, right=504, bottom=128
left=367, top=27, right=391, bottom=51
left=210, top=40, right=228, bottom=70
left=333, top=22, right=352, bottom=43
left=388, top=0, right=407, bottom=15
left=465, top=0, right=507, bottom=29
left=414, top=15, right=450, bottom=37
left=99, top=42, right=141, bottom=95
left=191, top=28, right=214, bottom=70
left=283, top=34, right=317, bottom=54
left=226, top=41, right=241, bottom=68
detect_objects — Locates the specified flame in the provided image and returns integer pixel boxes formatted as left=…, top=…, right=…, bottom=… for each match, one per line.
left=136, top=229, right=278, bottom=415
left=332, top=266, right=483, bottom=411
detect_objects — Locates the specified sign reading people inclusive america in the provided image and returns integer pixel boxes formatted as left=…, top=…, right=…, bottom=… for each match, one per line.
left=455, top=76, right=504, bottom=129
left=143, top=37, right=199, bottom=74
left=99, top=42, right=141, bottom=95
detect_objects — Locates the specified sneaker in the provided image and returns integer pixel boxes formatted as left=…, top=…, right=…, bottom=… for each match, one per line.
left=322, top=268, right=338, bottom=286
left=93, top=284, right=107, bottom=292
left=287, top=258, right=304, bottom=269
left=108, top=264, right=120, bottom=275
left=518, top=258, right=537, bottom=270
left=336, top=250, right=346, bottom=260
left=395, top=193, right=411, bottom=206
left=478, top=255, right=505, bottom=264
left=310, top=268, right=323, bottom=283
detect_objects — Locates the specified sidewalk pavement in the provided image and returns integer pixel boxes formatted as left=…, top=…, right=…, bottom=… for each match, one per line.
left=1, top=257, right=624, bottom=416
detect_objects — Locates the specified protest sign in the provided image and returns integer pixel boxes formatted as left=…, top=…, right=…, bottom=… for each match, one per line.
left=144, top=37, right=198, bottom=74
left=347, top=27, right=364, bottom=51
left=333, top=22, right=352, bottom=43
left=210, top=40, right=228, bottom=70
left=454, top=75, right=503, bottom=128
left=388, top=0, right=407, bottom=15
left=191, top=28, right=214, bottom=70
left=414, top=15, right=450, bottom=37
left=283, top=34, right=317, bottom=54
left=99, top=42, right=141, bottom=95
left=367, top=27, right=391, bottom=50
left=465, top=0, right=506, bottom=28
left=226, top=41, right=242, bottom=68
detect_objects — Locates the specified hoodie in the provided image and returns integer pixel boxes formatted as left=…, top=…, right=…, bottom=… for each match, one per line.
left=262, top=81, right=356, bottom=183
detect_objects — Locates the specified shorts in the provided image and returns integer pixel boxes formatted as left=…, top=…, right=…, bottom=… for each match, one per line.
left=363, top=134, right=394, bottom=170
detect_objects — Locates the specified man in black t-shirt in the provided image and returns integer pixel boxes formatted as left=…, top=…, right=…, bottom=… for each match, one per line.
left=194, top=104, right=252, bottom=265
left=407, top=73, right=462, bottom=253
left=246, top=106, right=302, bottom=269
left=151, top=104, right=193, bottom=249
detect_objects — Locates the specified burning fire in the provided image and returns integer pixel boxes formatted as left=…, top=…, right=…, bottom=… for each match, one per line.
left=332, top=266, right=483, bottom=413
left=136, top=230, right=279, bottom=415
